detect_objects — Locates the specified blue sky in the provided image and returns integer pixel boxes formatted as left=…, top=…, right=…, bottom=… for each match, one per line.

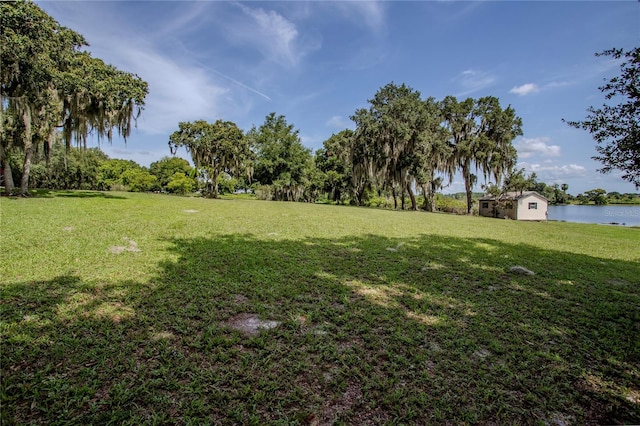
left=38, top=1, right=639, bottom=194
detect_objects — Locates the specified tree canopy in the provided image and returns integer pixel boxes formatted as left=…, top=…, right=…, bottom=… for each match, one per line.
left=169, top=120, right=251, bottom=198
left=249, top=113, right=313, bottom=202
left=349, top=84, right=520, bottom=213
left=565, top=47, right=640, bottom=187
left=1, top=0, right=148, bottom=195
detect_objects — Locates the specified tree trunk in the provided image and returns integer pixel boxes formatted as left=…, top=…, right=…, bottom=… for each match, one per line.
left=20, top=145, right=33, bottom=196
left=407, top=182, right=417, bottom=211
left=428, top=182, right=437, bottom=212
left=2, top=160, right=14, bottom=195
left=463, top=165, right=473, bottom=214
left=19, top=107, right=33, bottom=196
left=464, top=175, right=473, bottom=214
left=421, top=184, right=429, bottom=210
left=392, top=187, right=397, bottom=209
left=0, top=137, right=14, bottom=195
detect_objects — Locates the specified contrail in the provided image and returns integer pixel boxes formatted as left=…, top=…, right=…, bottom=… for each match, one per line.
left=193, top=59, right=272, bottom=101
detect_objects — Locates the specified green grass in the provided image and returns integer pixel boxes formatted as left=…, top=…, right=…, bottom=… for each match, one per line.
left=1, top=191, right=639, bottom=425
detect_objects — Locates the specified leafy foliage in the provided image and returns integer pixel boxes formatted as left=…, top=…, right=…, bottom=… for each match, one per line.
left=28, top=143, right=109, bottom=190
left=315, top=129, right=354, bottom=203
left=249, top=113, right=314, bottom=201
left=166, top=172, right=195, bottom=194
left=565, top=47, right=640, bottom=187
left=0, top=0, right=148, bottom=194
left=351, top=83, right=434, bottom=209
left=149, top=156, right=196, bottom=192
left=169, top=120, right=251, bottom=198
left=442, top=96, right=522, bottom=214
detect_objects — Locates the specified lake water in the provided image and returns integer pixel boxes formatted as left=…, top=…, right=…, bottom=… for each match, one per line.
left=548, top=205, right=640, bottom=227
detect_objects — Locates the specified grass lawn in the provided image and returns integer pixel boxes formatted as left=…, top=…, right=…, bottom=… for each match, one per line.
left=1, top=191, right=639, bottom=425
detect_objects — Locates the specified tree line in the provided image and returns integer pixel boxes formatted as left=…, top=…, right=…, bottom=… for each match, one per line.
left=3, top=1, right=636, bottom=203
left=168, top=84, right=524, bottom=214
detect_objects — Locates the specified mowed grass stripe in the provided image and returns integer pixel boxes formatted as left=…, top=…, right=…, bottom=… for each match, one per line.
left=1, top=191, right=638, bottom=425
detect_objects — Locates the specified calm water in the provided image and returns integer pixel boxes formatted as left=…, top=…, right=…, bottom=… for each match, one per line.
left=548, top=205, right=640, bottom=227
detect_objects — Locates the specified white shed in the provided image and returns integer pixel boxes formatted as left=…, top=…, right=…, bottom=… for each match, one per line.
left=479, top=191, right=548, bottom=221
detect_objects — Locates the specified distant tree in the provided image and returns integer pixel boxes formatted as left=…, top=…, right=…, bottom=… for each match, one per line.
left=149, top=156, right=194, bottom=191
left=121, top=168, right=156, bottom=192
left=564, top=47, right=639, bottom=187
left=166, top=172, right=195, bottom=194
left=418, top=97, right=453, bottom=212
left=97, top=159, right=143, bottom=190
left=316, top=129, right=354, bottom=203
left=249, top=113, right=312, bottom=202
left=585, top=188, right=608, bottom=205
left=502, top=167, right=530, bottom=195
left=168, top=120, right=251, bottom=198
left=442, top=96, right=521, bottom=214
left=351, top=82, right=439, bottom=210
left=28, top=142, right=108, bottom=190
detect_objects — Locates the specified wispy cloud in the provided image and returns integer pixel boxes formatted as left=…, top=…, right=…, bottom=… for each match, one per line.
left=37, top=2, right=231, bottom=136
left=154, top=2, right=212, bottom=38
left=515, top=137, right=561, bottom=158
left=510, top=81, right=573, bottom=96
left=101, top=44, right=229, bottom=135
left=326, top=115, right=352, bottom=129
left=189, top=59, right=271, bottom=101
left=333, top=2, right=387, bottom=33
left=453, top=69, right=496, bottom=97
left=228, top=3, right=320, bottom=68
left=510, top=83, right=540, bottom=96
left=519, top=162, right=587, bottom=179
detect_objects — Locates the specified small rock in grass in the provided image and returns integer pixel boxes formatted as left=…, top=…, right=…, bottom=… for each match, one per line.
left=386, top=242, right=404, bottom=252
left=473, top=348, right=491, bottom=359
left=223, top=313, right=280, bottom=336
left=509, top=265, right=535, bottom=276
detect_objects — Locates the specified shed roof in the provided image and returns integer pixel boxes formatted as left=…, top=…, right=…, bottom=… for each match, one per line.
left=479, top=191, right=548, bottom=202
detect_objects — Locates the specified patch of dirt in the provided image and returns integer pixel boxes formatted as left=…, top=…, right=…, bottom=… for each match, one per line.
left=232, top=294, right=249, bottom=305
left=313, top=382, right=363, bottom=425
left=427, top=341, right=442, bottom=352
left=62, top=226, right=74, bottom=232
left=183, top=209, right=199, bottom=213
left=108, top=237, right=140, bottom=254
left=543, top=412, right=575, bottom=426
left=222, top=313, right=280, bottom=336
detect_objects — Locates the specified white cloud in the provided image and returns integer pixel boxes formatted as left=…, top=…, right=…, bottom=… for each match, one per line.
left=37, top=2, right=231, bottom=136
left=510, top=83, right=540, bottom=96
left=515, top=137, right=561, bottom=159
left=231, top=4, right=320, bottom=68
left=519, top=162, right=587, bottom=179
left=454, top=69, right=496, bottom=96
left=326, top=115, right=352, bottom=129
left=103, top=45, right=229, bottom=135
left=333, top=2, right=387, bottom=33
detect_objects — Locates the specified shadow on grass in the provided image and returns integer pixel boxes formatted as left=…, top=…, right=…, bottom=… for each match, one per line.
left=2, top=234, right=639, bottom=425
left=1, top=189, right=128, bottom=199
